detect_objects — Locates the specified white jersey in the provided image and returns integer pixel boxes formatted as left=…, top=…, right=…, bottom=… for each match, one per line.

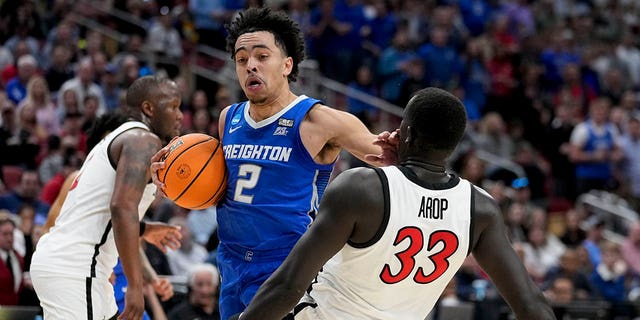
left=31, top=121, right=157, bottom=280
left=296, top=166, right=473, bottom=320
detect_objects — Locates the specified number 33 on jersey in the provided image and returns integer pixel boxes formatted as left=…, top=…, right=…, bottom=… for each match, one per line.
left=305, top=166, right=473, bottom=318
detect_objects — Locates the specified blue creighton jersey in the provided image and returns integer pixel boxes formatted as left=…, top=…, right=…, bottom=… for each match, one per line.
left=219, top=95, right=334, bottom=250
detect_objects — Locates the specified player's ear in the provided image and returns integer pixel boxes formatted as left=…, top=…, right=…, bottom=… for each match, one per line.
left=283, top=56, right=293, bottom=78
left=141, top=100, right=154, bottom=118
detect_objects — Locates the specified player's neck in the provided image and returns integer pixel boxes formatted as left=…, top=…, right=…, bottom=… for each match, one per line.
left=401, top=158, right=447, bottom=174
left=248, top=91, right=297, bottom=122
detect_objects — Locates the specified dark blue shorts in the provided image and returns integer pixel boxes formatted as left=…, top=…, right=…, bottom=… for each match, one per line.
left=216, top=243, right=291, bottom=320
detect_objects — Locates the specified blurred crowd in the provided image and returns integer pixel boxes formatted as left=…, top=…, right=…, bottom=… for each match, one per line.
left=1, top=0, right=640, bottom=319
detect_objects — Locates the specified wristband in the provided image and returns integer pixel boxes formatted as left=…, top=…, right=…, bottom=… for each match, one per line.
left=139, top=221, right=146, bottom=235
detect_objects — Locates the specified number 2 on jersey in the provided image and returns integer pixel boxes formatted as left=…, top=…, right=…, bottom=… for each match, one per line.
left=233, top=164, right=262, bottom=204
left=380, top=227, right=459, bottom=284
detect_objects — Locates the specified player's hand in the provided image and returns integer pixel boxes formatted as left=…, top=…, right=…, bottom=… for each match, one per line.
left=152, top=277, right=174, bottom=301
left=150, top=137, right=179, bottom=198
left=119, top=288, right=144, bottom=320
left=142, top=221, right=182, bottom=253
left=364, top=129, right=399, bottom=166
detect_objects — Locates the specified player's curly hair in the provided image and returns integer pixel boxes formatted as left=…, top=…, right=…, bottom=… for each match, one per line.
left=225, top=7, right=305, bottom=82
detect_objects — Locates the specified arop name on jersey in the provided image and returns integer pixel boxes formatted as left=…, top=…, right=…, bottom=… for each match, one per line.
left=418, top=196, right=448, bottom=220
left=224, top=144, right=293, bottom=162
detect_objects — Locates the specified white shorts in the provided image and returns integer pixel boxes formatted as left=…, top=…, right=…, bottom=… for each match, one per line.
left=31, top=270, right=117, bottom=320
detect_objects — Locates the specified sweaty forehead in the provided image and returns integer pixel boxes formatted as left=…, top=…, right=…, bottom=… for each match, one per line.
left=235, top=31, right=277, bottom=51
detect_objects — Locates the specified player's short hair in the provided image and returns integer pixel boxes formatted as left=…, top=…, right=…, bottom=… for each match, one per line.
left=126, top=75, right=174, bottom=111
left=406, top=88, right=467, bottom=152
left=225, top=7, right=305, bottom=82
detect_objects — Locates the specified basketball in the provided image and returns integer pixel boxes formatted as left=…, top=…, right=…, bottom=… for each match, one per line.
left=157, top=133, right=227, bottom=210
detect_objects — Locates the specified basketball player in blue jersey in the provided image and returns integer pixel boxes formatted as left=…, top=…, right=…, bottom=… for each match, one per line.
left=234, top=88, right=555, bottom=320
left=150, top=7, right=398, bottom=320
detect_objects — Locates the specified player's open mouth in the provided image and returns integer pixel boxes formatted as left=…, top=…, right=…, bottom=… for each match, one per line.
left=246, top=77, right=263, bottom=89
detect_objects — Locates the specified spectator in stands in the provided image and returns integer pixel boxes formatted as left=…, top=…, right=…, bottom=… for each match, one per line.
left=569, top=97, right=623, bottom=196
left=4, top=27, right=40, bottom=62
left=360, top=0, right=396, bottom=64
left=590, top=242, right=627, bottom=303
left=15, top=102, right=48, bottom=166
left=147, top=6, right=183, bottom=79
left=544, top=276, right=575, bottom=305
left=187, top=206, right=217, bottom=248
left=166, top=216, right=208, bottom=276
left=167, top=263, right=221, bottom=320
left=58, top=88, right=80, bottom=121
left=583, top=219, right=606, bottom=267
left=521, top=225, right=567, bottom=284
left=474, top=112, right=515, bottom=160
left=618, top=114, right=640, bottom=211
left=621, top=223, right=640, bottom=277
left=37, top=135, right=64, bottom=185
left=0, top=170, right=50, bottom=219
left=0, top=212, right=24, bottom=305
left=58, top=57, right=106, bottom=116
left=347, top=65, right=379, bottom=129
left=376, top=24, right=417, bottom=104
left=418, top=26, right=462, bottom=88
left=542, top=103, right=578, bottom=200
left=39, top=151, right=81, bottom=206
left=81, top=95, right=99, bottom=132
left=100, top=63, right=122, bottom=112
left=5, top=54, right=38, bottom=105
left=544, top=248, right=594, bottom=300
left=540, top=29, right=581, bottom=93
left=42, top=18, right=79, bottom=67
left=189, top=0, right=230, bottom=51
left=59, top=110, right=88, bottom=156
left=396, top=58, right=426, bottom=109
left=505, top=202, right=528, bottom=243
left=18, top=75, right=59, bottom=136
left=559, top=209, right=587, bottom=248
left=309, top=0, right=365, bottom=84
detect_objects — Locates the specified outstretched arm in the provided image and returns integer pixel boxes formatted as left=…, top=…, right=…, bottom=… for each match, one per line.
left=239, top=168, right=381, bottom=320
left=302, top=105, right=397, bottom=166
left=470, top=187, right=556, bottom=320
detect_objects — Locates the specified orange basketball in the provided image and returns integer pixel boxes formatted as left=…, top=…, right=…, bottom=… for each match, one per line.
left=157, top=133, right=227, bottom=210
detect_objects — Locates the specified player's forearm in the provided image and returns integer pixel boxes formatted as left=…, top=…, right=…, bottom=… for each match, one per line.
left=240, top=279, right=305, bottom=319
left=112, top=207, right=144, bottom=288
left=509, top=291, right=556, bottom=320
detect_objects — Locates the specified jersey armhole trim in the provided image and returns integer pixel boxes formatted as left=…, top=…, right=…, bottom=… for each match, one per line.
left=348, top=167, right=390, bottom=249
left=467, top=183, right=476, bottom=256
left=106, top=125, right=150, bottom=170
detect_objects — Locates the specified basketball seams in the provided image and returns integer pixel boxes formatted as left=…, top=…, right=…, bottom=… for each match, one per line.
left=193, top=163, right=228, bottom=209
left=173, top=139, right=221, bottom=203
left=161, top=136, right=213, bottom=190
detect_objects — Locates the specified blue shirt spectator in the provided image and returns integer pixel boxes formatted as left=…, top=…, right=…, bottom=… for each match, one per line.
left=418, top=27, right=462, bottom=88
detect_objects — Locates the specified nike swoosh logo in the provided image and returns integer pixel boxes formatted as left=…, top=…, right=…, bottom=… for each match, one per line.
left=228, top=126, right=242, bottom=134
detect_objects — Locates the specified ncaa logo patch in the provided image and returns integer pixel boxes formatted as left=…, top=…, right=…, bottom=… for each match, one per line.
left=231, top=113, right=241, bottom=125
left=274, top=127, right=288, bottom=136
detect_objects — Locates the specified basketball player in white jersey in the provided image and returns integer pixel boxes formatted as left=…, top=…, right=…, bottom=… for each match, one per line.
left=234, top=88, right=556, bottom=320
left=31, top=76, right=184, bottom=320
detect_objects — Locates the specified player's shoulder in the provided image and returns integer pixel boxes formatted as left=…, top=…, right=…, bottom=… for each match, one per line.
left=113, top=125, right=163, bottom=152
left=470, top=184, right=503, bottom=225
left=328, top=167, right=381, bottom=196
